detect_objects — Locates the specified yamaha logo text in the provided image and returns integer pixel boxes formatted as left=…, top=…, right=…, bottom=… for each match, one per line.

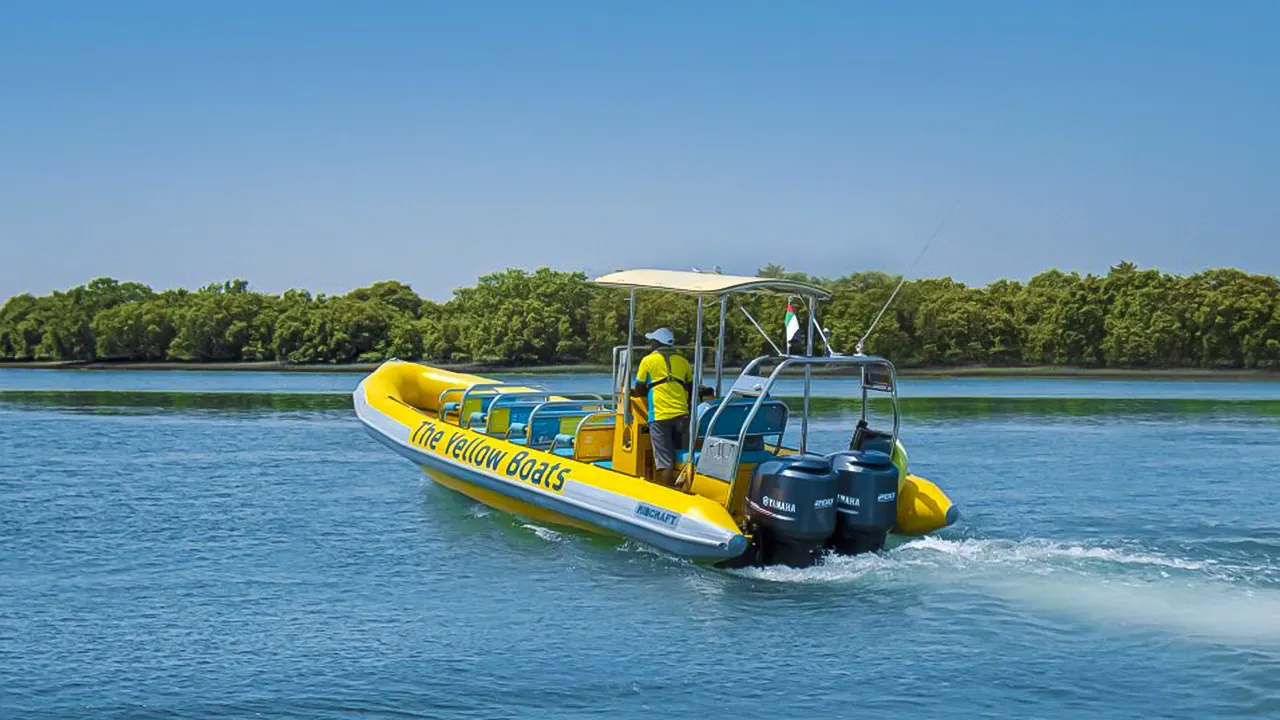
left=762, top=495, right=796, bottom=513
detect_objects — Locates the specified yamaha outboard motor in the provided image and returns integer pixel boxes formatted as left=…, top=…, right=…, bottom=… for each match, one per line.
left=828, top=449, right=900, bottom=554
left=745, top=457, right=838, bottom=567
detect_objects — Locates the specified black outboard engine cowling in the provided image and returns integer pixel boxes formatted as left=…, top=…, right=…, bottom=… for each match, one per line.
left=746, top=457, right=838, bottom=567
left=829, top=449, right=900, bottom=555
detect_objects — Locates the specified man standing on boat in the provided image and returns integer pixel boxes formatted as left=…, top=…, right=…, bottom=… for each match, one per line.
left=631, top=327, right=693, bottom=488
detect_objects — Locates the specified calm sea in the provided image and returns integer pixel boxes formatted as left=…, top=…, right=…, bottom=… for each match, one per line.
left=3, top=369, right=1279, bottom=718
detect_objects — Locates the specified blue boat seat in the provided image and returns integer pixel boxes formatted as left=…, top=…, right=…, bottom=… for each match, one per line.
left=694, top=398, right=788, bottom=440
left=676, top=448, right=777, bottom=467
left=526, top=415, right=568, bottom=448
left=467, top=411, right=485, bottom=428
left=593, top=460, right=613, bottom=469
left=444, top=394, right=500, bottom=422
left=548, top=433, right=577, bottom=456
left=508, top=411, right=599, bottom=450
left=507, top=405, right=536, bottom=427
left=667, top=399, right=788, bottom=474
left=484, top=402, right=542, bottom=436
left=560, top=420, right=615, bottom=464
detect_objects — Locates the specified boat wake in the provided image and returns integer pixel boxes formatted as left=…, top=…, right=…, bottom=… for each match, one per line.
left=734, top=536, right=1280, bottom=646
left=894, top=535, right=1216, bottom=571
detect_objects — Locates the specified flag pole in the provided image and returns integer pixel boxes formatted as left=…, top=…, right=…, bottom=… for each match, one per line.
left=785, top=295, right=796, bottom=356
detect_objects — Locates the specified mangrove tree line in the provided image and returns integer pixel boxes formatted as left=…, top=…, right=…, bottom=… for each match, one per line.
left=1, top=262, right=1278, bottom=369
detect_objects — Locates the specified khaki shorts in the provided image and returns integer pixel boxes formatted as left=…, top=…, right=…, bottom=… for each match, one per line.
left=649, top=415, right=689, bottom=471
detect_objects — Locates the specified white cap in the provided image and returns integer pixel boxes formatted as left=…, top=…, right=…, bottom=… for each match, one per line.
left=644, top=327, right=675, bottom=346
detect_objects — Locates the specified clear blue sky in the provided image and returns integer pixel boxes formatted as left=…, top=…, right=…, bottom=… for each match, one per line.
left=2, top=0, right=1277, bottom=301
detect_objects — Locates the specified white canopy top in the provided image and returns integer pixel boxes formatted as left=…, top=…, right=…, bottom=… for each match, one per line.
left=592, top=268, right=831, bottom=300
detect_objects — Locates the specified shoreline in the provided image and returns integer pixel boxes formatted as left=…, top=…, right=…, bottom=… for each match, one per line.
left=2, top=360, right=1278, bottom=382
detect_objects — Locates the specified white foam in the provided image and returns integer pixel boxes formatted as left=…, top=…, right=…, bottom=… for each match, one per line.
left=729, top=535, right=1280, bottom=645
left=734, top=551, right=893, bottom=584
left=520, top=523, right=564, bottom=543
left=895, top=536, right=1214, bottom=571
left=616, top=540, right=673, bottom=558
left=732, top=536, right=1211, bottom=584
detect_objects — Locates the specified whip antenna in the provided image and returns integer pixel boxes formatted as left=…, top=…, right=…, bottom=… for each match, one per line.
left=739, top=305, right=784, bottom=356
left=855, top=199, right=961, bottom=355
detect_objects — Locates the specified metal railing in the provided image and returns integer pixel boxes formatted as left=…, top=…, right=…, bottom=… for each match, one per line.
left=695, top=353, right=901, bottom=516
left=521, top=399, right=615, bottom=449
left=549, top=411, right=617, bottom=455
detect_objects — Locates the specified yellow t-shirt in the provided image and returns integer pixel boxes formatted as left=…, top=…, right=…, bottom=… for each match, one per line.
left=635, top=350, right=693, bottom=422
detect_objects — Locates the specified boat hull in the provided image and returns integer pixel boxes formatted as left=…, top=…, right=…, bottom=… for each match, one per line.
left=421, top=464, right=606, bottom=534
left=354, top=363, right=750, bottom=562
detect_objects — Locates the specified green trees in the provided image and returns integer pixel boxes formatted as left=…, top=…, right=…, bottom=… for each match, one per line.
left=92, top=297, right=178, bottom=360
left=1014, top=270, right=1108, bottom=366
left=449, top=269, right=592, bottom=364
left=1100, top=265, right=1195, bottom=367
left=168, top=281, right=270, bottom=361
left=1187, top=269, right=1280, bottom=369
left=1, top=263, right=1278, bottom=370
left=0, top=278, right=155, bottom=361
left=0, top=294, right=43, bottom=360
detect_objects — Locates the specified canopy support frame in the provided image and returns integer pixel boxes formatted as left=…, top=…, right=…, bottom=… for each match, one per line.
left=687, top=296, right=705, bottom=483
left=622, top=289, right=636, bottom=434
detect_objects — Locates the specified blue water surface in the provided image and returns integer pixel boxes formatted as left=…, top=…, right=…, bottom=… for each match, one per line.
left=4, top=367, right=1280, bottom=400
left=2, top=368, right=1280, bottom=718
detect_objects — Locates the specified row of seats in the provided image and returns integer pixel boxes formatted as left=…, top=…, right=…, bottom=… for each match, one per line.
left=440, top=386, right=617, bottom=465
left=439, top=386, right=792, bottom=476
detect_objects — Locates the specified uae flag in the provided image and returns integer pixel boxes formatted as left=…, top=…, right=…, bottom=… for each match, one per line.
left=784, top=300, right=800, bottom=344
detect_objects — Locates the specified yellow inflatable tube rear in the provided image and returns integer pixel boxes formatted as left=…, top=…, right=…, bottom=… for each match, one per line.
left=896, top=474, right=958, bottom=536
left=889, top=439, right=958, bottom=536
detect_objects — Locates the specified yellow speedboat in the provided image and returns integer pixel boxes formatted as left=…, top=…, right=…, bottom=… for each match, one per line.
left=353, top=269, right=957, bottom=567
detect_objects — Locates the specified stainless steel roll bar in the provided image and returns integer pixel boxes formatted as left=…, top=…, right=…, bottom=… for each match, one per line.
left=696, top=354, right=900, bottom=515
left=455, top=383, right=542, bottom=428
left=440, top=382, right=605, bottom=429
left=572, top=410, right=617, bottom=434
left=481, top=391, right=560, bottom=434
left=548, top=411, right=617, bottom=454
left=522, top=399, right=615, bottom=448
